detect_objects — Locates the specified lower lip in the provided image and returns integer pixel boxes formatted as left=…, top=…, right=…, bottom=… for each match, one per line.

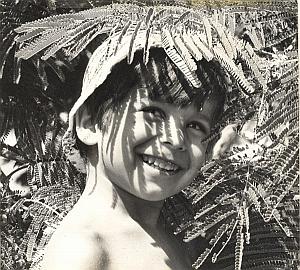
left=138, top=155, right=181, bottom=176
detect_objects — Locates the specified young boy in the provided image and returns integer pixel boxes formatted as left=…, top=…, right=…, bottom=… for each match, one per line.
left=41, top=47, right=227, bottom=270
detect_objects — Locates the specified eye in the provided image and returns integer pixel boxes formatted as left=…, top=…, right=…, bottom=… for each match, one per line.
left=187, top=121, right=209, bottom=134
left=142, top=106, right=165, bottom=120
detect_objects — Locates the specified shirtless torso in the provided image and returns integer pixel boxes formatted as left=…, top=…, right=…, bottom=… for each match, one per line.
left=42, top=191, right=191, bottom=270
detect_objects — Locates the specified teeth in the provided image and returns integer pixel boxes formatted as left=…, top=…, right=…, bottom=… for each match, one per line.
left=148, top=157, right=154, bottom=164
left=141, top=154, right=179, bottom=172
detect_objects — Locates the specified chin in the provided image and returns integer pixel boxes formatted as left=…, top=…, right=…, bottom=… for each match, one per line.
left=135, top=188, right=177, bottom=202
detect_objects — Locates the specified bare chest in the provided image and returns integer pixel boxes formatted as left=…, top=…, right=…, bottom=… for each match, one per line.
left=102, top=229, right=191, bottom=270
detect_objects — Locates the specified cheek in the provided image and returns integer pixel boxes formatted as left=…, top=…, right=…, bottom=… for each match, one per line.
left=190, top=142, right=206, bottom=167
left=131, top=113, right=157, bottom=143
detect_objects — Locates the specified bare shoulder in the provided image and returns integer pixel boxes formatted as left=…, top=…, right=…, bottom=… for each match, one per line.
left=42, top=229, right=109, bottom=270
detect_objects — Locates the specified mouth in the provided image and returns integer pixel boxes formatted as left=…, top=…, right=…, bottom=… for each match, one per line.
left=139, top=154, right=182, bottom=175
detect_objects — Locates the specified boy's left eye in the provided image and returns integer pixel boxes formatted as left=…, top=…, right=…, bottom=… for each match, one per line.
left=141, top=106, right=165, bottom=119
left=187, top=121, right=208, bottom=134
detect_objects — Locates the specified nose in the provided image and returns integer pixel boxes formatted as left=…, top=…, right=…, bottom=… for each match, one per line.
left=161, top=117, right=186, bottom=151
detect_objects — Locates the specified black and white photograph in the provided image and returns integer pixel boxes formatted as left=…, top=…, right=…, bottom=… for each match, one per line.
left=0, top=1, right=298, bottom=270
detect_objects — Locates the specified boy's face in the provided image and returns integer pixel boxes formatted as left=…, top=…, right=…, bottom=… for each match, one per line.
left=92, top=85, right=219, bottom=201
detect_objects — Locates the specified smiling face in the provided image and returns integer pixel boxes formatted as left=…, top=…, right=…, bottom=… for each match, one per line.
left=79, top=48, right=226, bottom=201
left=96, top=86, right=218, bottom=201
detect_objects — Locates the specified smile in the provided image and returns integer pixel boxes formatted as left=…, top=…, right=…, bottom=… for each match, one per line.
left=140, top=154, right=181, bottom=174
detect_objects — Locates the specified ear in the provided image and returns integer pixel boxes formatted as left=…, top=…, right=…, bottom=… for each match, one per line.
left=75, top=105, right=100, bottom=145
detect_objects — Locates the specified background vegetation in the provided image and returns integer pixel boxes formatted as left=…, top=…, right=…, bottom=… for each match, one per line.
left=0, top=1, right=298, bottom=269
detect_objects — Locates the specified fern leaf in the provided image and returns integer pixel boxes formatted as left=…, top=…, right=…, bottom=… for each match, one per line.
left=15, top=28, right=45, bottom=43
left=247, top=27, right=263, bottom=49
left=210, top=219, right=238, bottom=264
left=209, top=223, right=230, bottom=246
left=161, top=28, right=201, bottom=88
left=190, top=35, right=214, bottom=61
left=26, top=213, right=47, bottom=261
left=272, top=209, right=294, bottom=237
left=42, top=18, right=101, bottom=60
left=128, top=21, right=143, bottom=64
left=14, top=14, right=82, bottom=33
left=196, top=208, right=236, bottom=233
left=181, top=32, right=203, bottom=61
left=281, top=67, right=298, bottom=84
left=143, top=26, right=152, bottom=64
left=12, top=46, right=22, bottom=84
left=268, top=82, right=296, bottom=102
left=274, top=145, right=298, bottom=176
left=265, top=163, right=299, bottom=222
left=237, top=41, right=268, bottom=91
left=194, top=203, right=218, bottom=220
left=175, top=10, right=190, bottom=25
left=203, top=17, right=212, bottom=49
left=15, top=28, right=68, bottom=60
left=273, top=87, right=298, bottom=113
left=142, top=7, right=154, bottom=64
left=247, top=186, right=261, bottom=211
left=211, top=19, right=234, bottom=59
left=192, top=248, right=212, bottom=269
left=0, top=32, right=16, bottom=79
left=114, top=20, right=132, bottom=55
left=145, top=7, right=154, bottom=26
left=234, top=223, right=244, bottom=270
left=257, top=102, right=299, bottom=139
left=213, top=46, right=255, bottom=95
left=66, top=23, right=107, bottom=60
left=173, top=34, right=197, bottom=71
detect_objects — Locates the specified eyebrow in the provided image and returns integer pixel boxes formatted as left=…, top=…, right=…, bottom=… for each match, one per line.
left=138, top=97, right=211, bottom=122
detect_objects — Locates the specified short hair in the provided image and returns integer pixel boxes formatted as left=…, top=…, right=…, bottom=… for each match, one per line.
left=84, top=48, right=228, bottom=129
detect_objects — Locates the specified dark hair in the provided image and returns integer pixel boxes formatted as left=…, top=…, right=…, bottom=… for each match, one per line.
left=84, top=48, right=227, bottom=129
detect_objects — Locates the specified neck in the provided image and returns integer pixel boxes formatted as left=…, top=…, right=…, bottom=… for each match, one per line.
left=81, top=161, right=164, bottom=228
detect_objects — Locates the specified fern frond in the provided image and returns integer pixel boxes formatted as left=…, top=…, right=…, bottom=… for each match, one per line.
left=235, top=222, right=245, bottom=270
left=281, top=67, right=298, bottom=84
left=192, top=247, right=212, bottom=269
left=211, top=20, right=234, bottom=59
left=257, top=101, right=299, bottom=139
left=209, top=219, right=239, bottom=264
left=203, top=17, right=212, bottom=49
left=113, top=20, right=132, bottom=55
left=209, top=223, right=230, bottom=246
left=161, top=28, right=200, bottom=88
left=194, top=203, right=219, bottom=220
left=0, top=31, right=16, bottom=79
left=267, top=82, right=297, bottom=102
left=15, top=28, right=69, bottom=60
left=128, top=21, right=143, bottom=64
left=247, top=27, right=263, bottom=49
left=274, top=144, right=298, bottom=176
left=181, top=32, right=203, bottom=61
left=190, top=35, right=214, bottom=61
left=42, top=18, right=103, bottom=60
left=194, top=208, right=236, bottom=233
left=142, top=8, right=154, bottom=64
left=237, top=42, right=268, bottom=91
left=272, top=209, right=294, bottom=237
left=173, top=34, right=197, bottom=72
left=213, top=46, right=254, bottom=95
left=264, top=163, right=299, bottom=222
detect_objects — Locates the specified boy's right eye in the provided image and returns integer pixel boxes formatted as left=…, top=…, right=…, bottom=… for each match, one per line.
left=142, top=106, right=165, bottom=120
